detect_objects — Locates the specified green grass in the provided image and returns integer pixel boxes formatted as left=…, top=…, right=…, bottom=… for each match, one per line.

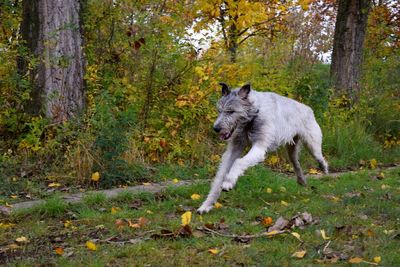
left=1, top=166, right=399, bottom=266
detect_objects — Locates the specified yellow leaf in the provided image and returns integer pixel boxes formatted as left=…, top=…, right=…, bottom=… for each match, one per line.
left=91, top=172, right=100, bottom=182
left=291, top=232, right=302, bottom=241
left=48, top=182, right=61, bottom=188
left=279, top=186, right=286, bottom=193
left=281, top=200, right=289, bottom=206
left=214, top=202, right=223, bottom=209
left=320, top=229, right=330, bottom=240
left=309, top=168, right=320, bottom=174
left=15, top=236, right=28, bottom=243
left=292, top=250, right=307, bottom=258
left=142, top=182, right=151, bottom=186
left=348, top=257, right=363, bottom=263
left=262, top=217, right=273, bottom=226
left=86, top=241, right=97, bottom=251
left=191, top=194, right=201, bottom=200
left=181, top=211, right=192, bottom=226
left=369, top=159, right=378, bottom=169
left=267, top=155, right=280, bottom=165
left=172, top=178, right=179, bottom=183
left=54, top=247, right=64, bottom=255
left=64, top=220, right=72, bottom=228
left=11, top=195, right=18, bottom=199
left=0, top=223, right=15, bottom=229
left=266, top=188, right=272, bottom=194
left=111, top=207, right=120, bottom=214
left=265, top=230, right=281, bottom=237
left=208, top=248, right=219, bottom=255
left=373, top=256, right=381, bottom=263
left=146, top=210, right=153, bottom=214
left=381, top=184, right=390, bottom=189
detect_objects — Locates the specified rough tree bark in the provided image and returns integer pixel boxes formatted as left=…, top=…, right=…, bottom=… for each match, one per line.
left=330, top=0, right=372, bottom=98
left=19, top=0, right=85, bottom=122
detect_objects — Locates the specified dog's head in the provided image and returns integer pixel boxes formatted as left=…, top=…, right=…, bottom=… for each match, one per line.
left=213, top=83, right=258, bottom=141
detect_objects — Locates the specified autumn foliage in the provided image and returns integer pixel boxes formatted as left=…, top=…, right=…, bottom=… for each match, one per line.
left=0, top=0, right=399, bottom=188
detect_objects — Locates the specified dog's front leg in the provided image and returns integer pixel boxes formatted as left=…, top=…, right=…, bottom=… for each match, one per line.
left=197, top=142, right=242, bottom=214
left=222, top=144, right=266, bottom=191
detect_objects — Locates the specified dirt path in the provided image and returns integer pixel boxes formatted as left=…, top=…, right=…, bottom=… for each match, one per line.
left=1, top=165, right=398, bottom=215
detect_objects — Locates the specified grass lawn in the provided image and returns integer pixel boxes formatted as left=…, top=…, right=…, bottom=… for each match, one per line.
left=1, top=166, right=399, bottom=266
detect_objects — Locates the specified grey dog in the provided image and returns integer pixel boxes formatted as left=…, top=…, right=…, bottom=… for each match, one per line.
left=197, top=83, right=328, bottom=214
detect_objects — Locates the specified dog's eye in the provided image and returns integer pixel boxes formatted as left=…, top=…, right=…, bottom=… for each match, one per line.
left=226, top=111, right=235, bottom=114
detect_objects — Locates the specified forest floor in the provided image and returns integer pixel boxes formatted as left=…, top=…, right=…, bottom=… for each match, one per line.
left=0, top=166, right=399, bottom=266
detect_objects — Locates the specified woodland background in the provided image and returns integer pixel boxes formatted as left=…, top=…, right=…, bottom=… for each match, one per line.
left=0, top=0, right=399, bottom=192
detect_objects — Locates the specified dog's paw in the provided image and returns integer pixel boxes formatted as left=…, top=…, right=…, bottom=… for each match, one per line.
left=222, top=181, right=234, bottom=191
left=197, top=204, right=213, bottom=214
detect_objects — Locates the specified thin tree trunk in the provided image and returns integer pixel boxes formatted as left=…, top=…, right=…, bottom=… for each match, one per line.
left=20, top=0, right=85, bottom=122
left=330, top=0, right=371, bottom=99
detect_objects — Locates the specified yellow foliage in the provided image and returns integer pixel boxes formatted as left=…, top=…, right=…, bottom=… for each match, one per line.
left=181, top=211, right=192, bottom=226
left=86, top=241, right=97, bottom=251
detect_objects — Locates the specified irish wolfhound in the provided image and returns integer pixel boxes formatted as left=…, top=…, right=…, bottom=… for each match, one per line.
left=197, top=83, right=328, bottom=214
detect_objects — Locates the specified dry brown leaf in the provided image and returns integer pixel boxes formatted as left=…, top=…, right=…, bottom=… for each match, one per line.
left=268, top=216, right=289, bottom=232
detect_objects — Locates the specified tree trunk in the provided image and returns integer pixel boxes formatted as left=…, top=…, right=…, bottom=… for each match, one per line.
left=20, top=0, right=85, bottom=122
left=330, top=0, right=371, bottom=98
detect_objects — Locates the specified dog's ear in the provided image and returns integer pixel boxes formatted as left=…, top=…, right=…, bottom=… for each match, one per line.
left=238, top=83, right=251, bottom=99
left=219, top=82, right=231, bottom=96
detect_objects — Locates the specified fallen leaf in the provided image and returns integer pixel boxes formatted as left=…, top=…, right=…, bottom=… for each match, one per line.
left=381, top=184, right=390, bottom=190
left=214, top=202, right=223, bottom=209
left=111, top=207, right=120, bottom=214
left=15, top=236, right=29, bottom=243
left=292, top=250, right=307, bottom=258
left=172, top=178, right=179, bottom=183
left=348, top=257, right=363, bottom=263
left=64, top=220, right=72, bottom=228
left=91, top=172, right=100, bottom=182
left=291, top=232, right=302, bottom=241
left=54, top=247, right=64, bottom=255
left=86, top=241, right=97, bottom=251
left=48, top=182, right=61, bottom=188
left=268, top=217, right=289, bottom=232
left=177, top=224, right=193, bottom=237
left=181, top=211, right=192, bottom=226
left=0, top=222, right=15, bottom=229
left=279, top=186, right=287, bottom=193
left=10, top=195, right=18, bottom=199
left=262, top=217, right=273, bottom=226
left=281, top=200, right=289, bottom=206
left=266, top=188, right=272, bottom=193
left=376, top=172, right=385, bottom=180
left=115, top=219, right=125, bottom=229
left=191, top=194, right=201, bottom=200
left=367, top=229, right=374, bottom=237
left=369, top=159, right=377, bottom=169
left=320, top=229, right=330, bottom=240
left=373, top=256, right=381, bottom=263
left=265, top=230, right=282, bottom=237
left=309, top=168, right=320, bottom=174
left=208, top=248, right=219, bottom=255
left=142, top=182, right=151, bottom=186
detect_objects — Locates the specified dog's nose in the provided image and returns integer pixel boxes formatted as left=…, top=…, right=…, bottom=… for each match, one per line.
left=213, top=125, right=222, bottom=133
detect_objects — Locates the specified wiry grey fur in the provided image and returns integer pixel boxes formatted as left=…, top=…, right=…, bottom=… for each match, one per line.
left=198, top=83, right=329, bottom=214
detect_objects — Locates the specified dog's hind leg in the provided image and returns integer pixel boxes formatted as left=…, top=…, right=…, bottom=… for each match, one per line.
left=197, top=140, right=245, bottom=214
left=302, top=121, right=329, bottom=174
left=286, top=136, right=307, bottom=186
